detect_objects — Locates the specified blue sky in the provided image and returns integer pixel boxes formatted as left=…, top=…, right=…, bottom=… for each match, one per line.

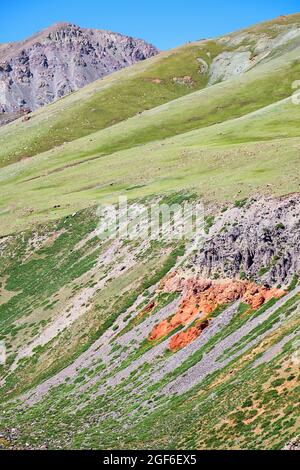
left=2, top=0, right=300, bottom=50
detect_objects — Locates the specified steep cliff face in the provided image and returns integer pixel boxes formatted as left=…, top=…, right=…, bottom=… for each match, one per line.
left=0, top=22, right=158, bottom=120
left=196, top=194, right=300, bottom=286
left=148, top=194, right=300, bottom=352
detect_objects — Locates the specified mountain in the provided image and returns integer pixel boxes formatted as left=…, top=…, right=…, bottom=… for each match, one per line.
left=1, top=13, right=300, bottom=166
left=0, top=14, right=299, bottom=450
left=0, top=22, right=158, bottom=125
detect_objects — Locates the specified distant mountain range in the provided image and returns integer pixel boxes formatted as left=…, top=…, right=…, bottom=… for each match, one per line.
left=0, top=22, right=159, bottom=124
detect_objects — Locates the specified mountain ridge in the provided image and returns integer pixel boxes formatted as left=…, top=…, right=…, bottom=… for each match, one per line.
left=0, top=22, right=159, bottom=122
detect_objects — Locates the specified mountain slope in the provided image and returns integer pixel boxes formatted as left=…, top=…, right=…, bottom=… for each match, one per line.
left=0, top=195, right=299, bottom=449
left=1, top=13, right=300, bottom=165
left=1, top=79, right=300, bottom=236
left=0, top=22, right=158, bottom=123
left=0, top=14, right=299, bottom=451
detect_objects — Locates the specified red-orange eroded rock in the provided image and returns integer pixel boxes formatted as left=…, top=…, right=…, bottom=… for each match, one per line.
left=169, top=319, right=210, bottom=352
left=143, top=301, right=155, bottom=313
left=149, top=275, right=286, bottom=349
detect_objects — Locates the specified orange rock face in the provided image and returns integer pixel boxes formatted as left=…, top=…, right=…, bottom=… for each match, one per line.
left=169, top=319, right=210, bottom=352
left=149, top=275, right=286, bottom=350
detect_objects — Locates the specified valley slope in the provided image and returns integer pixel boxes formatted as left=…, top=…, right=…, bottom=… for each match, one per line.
left=0, top=14, right=299, bottom=450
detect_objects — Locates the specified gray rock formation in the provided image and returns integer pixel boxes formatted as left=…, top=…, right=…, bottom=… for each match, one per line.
left=283, top=437, right=300, bottom=450
left=0, top=23, right=159, bottom=122
left=195, top=194, right=300, bottom=286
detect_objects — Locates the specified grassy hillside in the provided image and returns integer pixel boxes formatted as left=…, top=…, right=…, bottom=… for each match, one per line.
left=1, top=27, right=300, bottom=235
left=0, top=201, right=299, bottom=449
left=1, top=13, right=300, bottom=167
left=0, top=14, right=300, bottom=451
left=1, top=94, right=300, bottom=236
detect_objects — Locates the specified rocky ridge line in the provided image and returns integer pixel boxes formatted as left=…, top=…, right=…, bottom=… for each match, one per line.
left=0, top=22, right=159, bottom=120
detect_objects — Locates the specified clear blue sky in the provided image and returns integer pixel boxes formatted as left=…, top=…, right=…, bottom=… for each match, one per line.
left=2, top=0, right=300, bottom=50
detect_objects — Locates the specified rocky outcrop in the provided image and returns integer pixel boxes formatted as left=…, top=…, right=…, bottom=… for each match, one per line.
left=169, top=319, right=210, bottom=352
left=195, top=195, right=300, bottom=286
left=149, top=194, right=300, bottom=352
left=149, top=276, right=285, bottom=349
left=209, top=24, right=300, bottom=85
left=0, top=23, right=158, bottom=120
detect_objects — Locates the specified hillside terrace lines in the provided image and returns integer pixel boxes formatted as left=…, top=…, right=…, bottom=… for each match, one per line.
left=162, top=285, right=300, bottom=395
left=20, top=296, right=180, bottom=406
left=16, top=232, right=180, bottom=404
left=5, top=207, right=182, bottom=385
left=9, top=238, right=132, bottom=372
left=76, top=297, right=182, bottom=397
left=24, top=299, right=241, bottom=406
left=48, top=300, right=240, bottom=404
left=14, top=276, right=298, bottom=406
left=101, top=287, right=299, bottom=400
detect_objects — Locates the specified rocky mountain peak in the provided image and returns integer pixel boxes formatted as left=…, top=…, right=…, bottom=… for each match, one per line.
left=44, top=23, right=87, bottom=42
left=0, top=23, right=159, bottom=123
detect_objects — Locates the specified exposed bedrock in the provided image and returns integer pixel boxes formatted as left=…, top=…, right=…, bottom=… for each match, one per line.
left=149, top=194, right=300, bottom=351
left=0, top=22, right=158, bottom=117
left=149, top=276, right=285, bottom=350
left=195, top=194, right=300, bottom=286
